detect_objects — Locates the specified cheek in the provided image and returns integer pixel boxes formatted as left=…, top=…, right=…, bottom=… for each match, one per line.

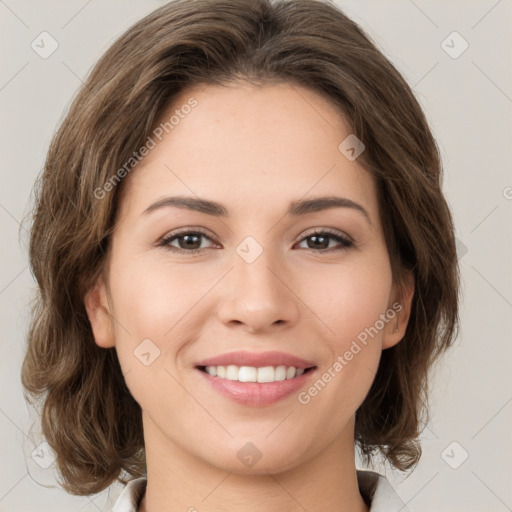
left=109, top=252, right=206, bottom=337
left=298, top=251, right=392, bottom=403
left=106, top=252, right=211, bottom=402
left=303, top=249, right=393, bottom=344
left=297, top=271, right=389, bottom=435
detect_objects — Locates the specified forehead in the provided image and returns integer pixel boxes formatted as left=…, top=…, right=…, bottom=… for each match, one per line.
left=118, top=81, right=378, bottom=224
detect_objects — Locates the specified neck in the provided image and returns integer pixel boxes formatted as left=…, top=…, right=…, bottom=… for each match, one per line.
left=138, top=413, right=369, bottom=512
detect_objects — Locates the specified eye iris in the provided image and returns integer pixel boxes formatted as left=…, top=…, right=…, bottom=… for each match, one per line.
left=308, top=234, right=329, bottom=250
left=180, top=234, right=201, bottom=250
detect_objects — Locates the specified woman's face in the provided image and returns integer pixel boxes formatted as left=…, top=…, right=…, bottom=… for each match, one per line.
left=86, top=81, right=413, bottom=474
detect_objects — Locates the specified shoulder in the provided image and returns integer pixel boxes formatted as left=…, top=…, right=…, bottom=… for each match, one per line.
left=111, top=477, right=147, bottom=512
left=357, top=470, right=410, bottom=512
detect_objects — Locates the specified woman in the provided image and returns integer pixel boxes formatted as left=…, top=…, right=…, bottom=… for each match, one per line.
left=21, top=0, right=460, bottom=510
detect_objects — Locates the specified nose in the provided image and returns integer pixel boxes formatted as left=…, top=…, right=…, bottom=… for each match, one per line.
left=216, top=247, right=300, bottom=334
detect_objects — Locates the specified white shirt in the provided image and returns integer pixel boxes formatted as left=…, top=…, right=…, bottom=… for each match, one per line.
left=111, top=470, right=410, bottom=511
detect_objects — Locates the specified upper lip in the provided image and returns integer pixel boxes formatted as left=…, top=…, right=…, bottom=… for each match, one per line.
left=195, top=350, right=316, bottom=369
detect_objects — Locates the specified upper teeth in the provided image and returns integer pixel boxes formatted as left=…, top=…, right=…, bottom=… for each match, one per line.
left=205, top=365, right=305, bottom=382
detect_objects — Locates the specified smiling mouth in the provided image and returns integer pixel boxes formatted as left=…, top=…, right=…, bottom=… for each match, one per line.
left=196, top=365, right=317, bottom=383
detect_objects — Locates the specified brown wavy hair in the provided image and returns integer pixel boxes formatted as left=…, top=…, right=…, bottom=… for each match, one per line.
left=21, top=0, right=460, bottom=496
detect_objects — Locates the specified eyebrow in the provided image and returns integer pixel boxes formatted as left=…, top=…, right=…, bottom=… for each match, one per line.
left=142, top=195, right=372, bottom=225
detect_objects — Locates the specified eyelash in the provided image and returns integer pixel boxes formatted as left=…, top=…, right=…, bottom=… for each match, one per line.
left=157, top=227, right=354, bottom=255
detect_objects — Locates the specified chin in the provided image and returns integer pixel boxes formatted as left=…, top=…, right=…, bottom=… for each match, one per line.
left=197, top=435, right=310, bottom=476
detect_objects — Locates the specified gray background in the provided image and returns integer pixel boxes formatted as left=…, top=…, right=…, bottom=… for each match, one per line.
left=1, top=0, right=511, bottom=511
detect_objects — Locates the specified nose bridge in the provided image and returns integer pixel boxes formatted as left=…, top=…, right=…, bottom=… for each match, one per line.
left=216, top=236, right=298, bottom=331
left=236, top=240, right=280, bottom=301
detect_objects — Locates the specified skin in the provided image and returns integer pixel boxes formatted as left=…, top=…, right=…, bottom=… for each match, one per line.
left=85, top=81, right=414, bottom=512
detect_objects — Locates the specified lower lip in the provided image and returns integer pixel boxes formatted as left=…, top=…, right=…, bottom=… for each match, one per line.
left=196, top=368, right=317, bottom=407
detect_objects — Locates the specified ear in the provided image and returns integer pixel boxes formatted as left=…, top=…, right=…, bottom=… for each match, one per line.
left=382, top=270, right=415, bottom=350
left=84, top=275, right=115, bottom=348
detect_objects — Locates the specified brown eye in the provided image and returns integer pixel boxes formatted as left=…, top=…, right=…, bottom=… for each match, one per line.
left=159, top=229, right=217, bottom=254
left=296, top=229, right=353, bottom=253
left=157, top=228, right=354, bottom=255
